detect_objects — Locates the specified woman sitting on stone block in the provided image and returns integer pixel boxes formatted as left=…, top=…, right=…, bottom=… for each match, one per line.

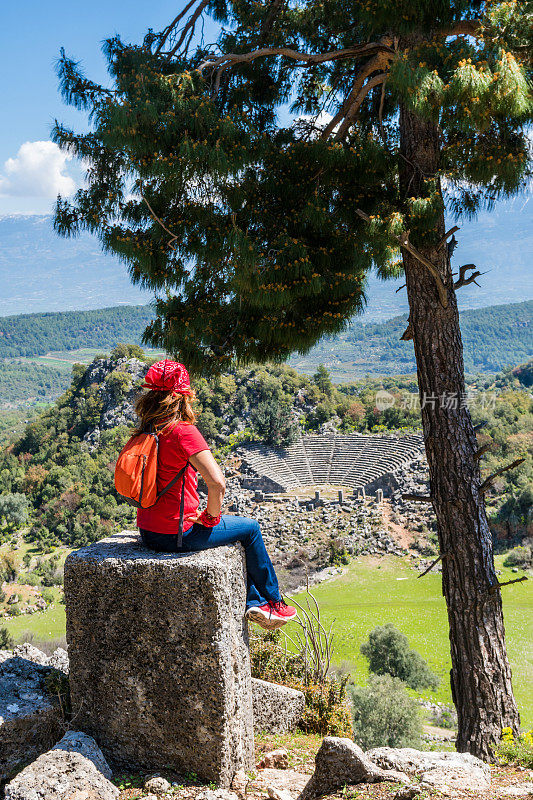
left=135, top=359, right=297, bottom=630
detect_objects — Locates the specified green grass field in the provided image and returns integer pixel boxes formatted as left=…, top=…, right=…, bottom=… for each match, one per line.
left=3, top=547, right=530, bottom=731
left=291, top=553, right=533, bottom=731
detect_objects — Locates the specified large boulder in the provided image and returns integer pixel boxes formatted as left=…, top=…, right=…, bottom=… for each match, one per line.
left=0, top=651, right=64, bottom=783
left=252, top=678, right=305, bottom=733
left=367, top=747, right=491, bottom=793
left=64, top=532, right=254, bottom=787
left=4, top=730, right=118, bottom=799
left=299, top=737, right=410, bottom=799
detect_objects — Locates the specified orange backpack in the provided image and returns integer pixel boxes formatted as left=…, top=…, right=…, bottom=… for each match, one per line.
left=114, top=429, right=189, bottom=533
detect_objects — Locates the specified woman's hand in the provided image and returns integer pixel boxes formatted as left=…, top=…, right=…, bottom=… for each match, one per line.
left=184, top=511, right=203, bottom=525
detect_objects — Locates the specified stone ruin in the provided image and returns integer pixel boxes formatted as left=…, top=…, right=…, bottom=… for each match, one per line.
left=238, top=432, right=424, bottom=494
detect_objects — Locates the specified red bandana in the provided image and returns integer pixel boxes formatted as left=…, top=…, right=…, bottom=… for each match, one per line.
left=142, top=360, right=192, bottom=396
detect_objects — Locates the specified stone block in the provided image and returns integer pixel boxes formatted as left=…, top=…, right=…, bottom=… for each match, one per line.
left=366, top=747, right=490, bottom=793
left=252, top=678, right=305, bottom=734
left=4, top=730, right=118, bottom=800
left=0, top=652, right=64, bottom=783
left=64, top=532, right=254, bottom=787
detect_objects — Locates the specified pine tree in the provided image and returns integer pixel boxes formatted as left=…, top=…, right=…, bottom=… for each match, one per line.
left=53, top=1, right=532, bottom=758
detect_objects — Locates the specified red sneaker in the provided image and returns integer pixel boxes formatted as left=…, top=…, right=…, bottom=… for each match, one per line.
left=246, top=600, right=298, bottom=630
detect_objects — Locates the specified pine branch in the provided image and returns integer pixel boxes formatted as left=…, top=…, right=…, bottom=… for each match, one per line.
left=355, top=209, right=449, bottom=307
left=418, top=551, right=449, bottom=578
left=198, top=42, right=394, bottom=94
left=156, top=0, right=210, bottom=56
left=334, top=72, right=389, bottom=140
left=141, top=195, right=178, bottom=250
left=489, top=575, right=528, bottom=594
left=453, top=264, right=488, bottom=289
left=479, top=458, right=525, bottom=494
left=474, top=443, right=493, bottom=461
left=402, top=494, right=433, bottom=502
left=437, top=226, right=460, bottom=250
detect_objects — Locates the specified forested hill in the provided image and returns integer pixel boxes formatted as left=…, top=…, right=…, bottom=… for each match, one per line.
left=1, top=300, right=531, bottom=376
left=0, top=305, right=154, bottom=358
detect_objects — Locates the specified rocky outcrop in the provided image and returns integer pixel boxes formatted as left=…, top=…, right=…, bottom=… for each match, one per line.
left=4, top=730, right=118, bottom=800
left=64, top=531, right=254, bottom=786
left=0, top=650, right=64, bottom=783
left=299, top=737, right=410, bottom=799
left=80, top=355, right=146, bottom=449
left=367, top=746, right=491, bottom=793
left=252, top=678, right=305, bottom=734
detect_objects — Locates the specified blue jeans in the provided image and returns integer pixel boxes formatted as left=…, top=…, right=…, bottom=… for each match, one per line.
left=139, top=515, right=282, bottom=609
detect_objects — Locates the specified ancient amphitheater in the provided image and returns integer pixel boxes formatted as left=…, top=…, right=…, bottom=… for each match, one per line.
left=238, top=432, right=424, bottom=493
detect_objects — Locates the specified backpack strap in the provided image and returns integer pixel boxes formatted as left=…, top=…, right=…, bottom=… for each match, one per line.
left=155, top=461, right=190, bottom=549
left=156, top=460, right=190, bottom=502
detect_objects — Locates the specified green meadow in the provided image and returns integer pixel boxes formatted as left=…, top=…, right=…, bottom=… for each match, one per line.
left=3, top=549, right=530, bottom=730
left=291, top=553, right=532, bottom=731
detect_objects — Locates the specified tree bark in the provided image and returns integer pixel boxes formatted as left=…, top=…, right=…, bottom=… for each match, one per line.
left=398, top=105, right=521, bottom=760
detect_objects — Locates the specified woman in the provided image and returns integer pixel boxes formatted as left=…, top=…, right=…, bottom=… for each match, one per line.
left=135, top=359, right=297, bottom=630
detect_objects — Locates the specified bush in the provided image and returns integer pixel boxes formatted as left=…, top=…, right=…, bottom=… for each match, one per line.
left=430, top=703, right=458, bottom=730
left=0, top=554, right=17, bottom=583
left=18, top=572, right=40, bottom=586
left=360, top=623, right=439, bottom=691
left=0, top=626, right=14, bottom=649
left=495, top=727, right=533, bottom=768
left=0, top=492, right=29, bottom=532
left=249, top=630, right=352, bottom=736
left=349, top=674, right=423, bottom=749
left=40, top=588, right=54, bottom=605
left=503, top=541, right=533, bottom=570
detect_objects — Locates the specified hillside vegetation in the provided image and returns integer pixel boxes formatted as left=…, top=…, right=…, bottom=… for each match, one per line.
left=0, top=301, right=530, bottom=384
left=0, top=348, right=530, bottom=551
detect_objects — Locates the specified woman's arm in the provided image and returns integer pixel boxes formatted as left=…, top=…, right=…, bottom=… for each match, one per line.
left=188, top=449, right=226, bottom=519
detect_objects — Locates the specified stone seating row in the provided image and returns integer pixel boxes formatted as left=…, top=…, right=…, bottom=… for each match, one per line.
left=239, top=433, right=423, bottom=492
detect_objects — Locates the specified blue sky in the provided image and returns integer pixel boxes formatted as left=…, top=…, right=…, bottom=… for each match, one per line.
left=0, top=3, right=530, bottom=315
left=0, top=1, right=209, bottom=214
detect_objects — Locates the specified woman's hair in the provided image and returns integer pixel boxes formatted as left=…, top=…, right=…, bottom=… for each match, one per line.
left=133, top=389, right=197, bottom=435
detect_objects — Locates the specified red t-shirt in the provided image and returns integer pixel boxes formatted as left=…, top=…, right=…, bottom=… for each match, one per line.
left=137, top=422, right=209, bottom=535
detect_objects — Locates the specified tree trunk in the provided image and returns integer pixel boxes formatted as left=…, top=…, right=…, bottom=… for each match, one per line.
left=398, top=105, right=521, bottom=759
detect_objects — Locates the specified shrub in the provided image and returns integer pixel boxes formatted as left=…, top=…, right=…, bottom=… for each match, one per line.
left=495, top=727, right=533, bottom=769
left=0, top=554, right=18, bottom=583
left=349, top=674, right=423, bottom=749
left=249, top=630, right=352, bottom=736
left=0, top=626, right=14, bottom=649
left=503, top=542, right=533, bottom=570
left=430, top=703, right=458, bottom=730
left=360, top=623, right=439, bottom=691
left=0, top=492, right=29, bottom=532
left=40, top=588, right=54, bottom=605
left=18, top=572, right=40, bottom=586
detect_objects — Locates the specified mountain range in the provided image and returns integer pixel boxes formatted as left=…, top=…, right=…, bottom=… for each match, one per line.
left=1, top=195, right=531, bottom=320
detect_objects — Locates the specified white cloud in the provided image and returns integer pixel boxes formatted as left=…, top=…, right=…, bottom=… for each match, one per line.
left=0, top=141, right=76, bottom=198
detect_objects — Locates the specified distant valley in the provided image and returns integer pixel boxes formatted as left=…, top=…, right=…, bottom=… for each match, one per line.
left=0, top=300, right=531, bottom=406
